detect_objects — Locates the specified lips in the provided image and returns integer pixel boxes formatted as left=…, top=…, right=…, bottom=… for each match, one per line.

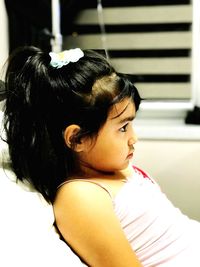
left=127, top=149, right=134, bottom=159
left=127, top=153, right=133, bottom=159
left=127, top=146, right=134, bottom=157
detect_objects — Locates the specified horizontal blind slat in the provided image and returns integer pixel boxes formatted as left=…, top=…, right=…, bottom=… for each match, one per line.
left=111, top=58, right=191, bottom=74
left=63, top=32, right=192, bottom=50
left=75, top=5, right=192, bottom=25
left=136, top=82, right=191, bottom=99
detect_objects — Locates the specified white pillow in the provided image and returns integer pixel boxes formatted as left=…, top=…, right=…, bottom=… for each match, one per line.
left=0, top=109, right=86, bottom=267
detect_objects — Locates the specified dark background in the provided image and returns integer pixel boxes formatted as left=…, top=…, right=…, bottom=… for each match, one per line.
left=4, top=0, right=190, bottom=53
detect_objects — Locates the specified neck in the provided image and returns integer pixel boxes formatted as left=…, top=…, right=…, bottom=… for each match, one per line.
left=74, top=162, right=133, bottom=180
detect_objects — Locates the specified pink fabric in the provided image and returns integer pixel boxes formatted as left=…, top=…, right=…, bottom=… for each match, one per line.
left=113, top=166, right=200, bottom=266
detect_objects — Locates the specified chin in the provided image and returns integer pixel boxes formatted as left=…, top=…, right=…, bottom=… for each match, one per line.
left=99, top=161, right=130, bottom=173
left=116, top=162, right=130, bottom=171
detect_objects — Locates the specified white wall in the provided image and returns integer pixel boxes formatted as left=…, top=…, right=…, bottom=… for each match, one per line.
left=133, top=140, right=200, bottom=221
left=0, top=0, right=9, bottom=74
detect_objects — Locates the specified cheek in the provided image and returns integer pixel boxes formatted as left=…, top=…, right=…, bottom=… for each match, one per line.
left=105, top=137, right=128, bottom=156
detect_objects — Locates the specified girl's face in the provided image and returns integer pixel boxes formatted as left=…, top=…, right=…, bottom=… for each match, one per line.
left=78, top=97, right=138, bottom=176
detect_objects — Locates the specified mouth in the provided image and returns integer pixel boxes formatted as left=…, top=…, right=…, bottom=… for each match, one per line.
left=127, top=147, right=134, bottom=159
left=127, top=153, right=133, bottom=159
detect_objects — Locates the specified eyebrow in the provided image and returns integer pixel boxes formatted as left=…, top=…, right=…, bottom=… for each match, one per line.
left=110, top=102, right=129, bottom=120
left=118, top=115, right=135, bottom=124
left=110, top=101, right=135, bottom=123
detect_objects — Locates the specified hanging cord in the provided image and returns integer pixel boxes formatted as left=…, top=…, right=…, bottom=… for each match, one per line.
left=51, top=0, right=63, bottom=52
left=97, top=0, right=110, bottom=59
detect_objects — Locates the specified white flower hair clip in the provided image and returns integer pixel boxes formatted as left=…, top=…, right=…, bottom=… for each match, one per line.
left=49, top=48, right=84, bottom=69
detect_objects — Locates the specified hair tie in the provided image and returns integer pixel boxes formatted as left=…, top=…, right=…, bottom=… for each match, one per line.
left=49, top=48, right=84, bottom=69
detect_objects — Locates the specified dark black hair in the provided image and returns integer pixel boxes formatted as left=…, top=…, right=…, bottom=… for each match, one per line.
left=3, top=46, right=141, bottom=202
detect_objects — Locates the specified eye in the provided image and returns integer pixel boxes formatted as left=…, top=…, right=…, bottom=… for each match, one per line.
left=119, top=123, right=129, bottom=132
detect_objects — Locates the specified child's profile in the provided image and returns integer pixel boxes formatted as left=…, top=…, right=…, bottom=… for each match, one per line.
left=3, top=46, right=200, bottom=266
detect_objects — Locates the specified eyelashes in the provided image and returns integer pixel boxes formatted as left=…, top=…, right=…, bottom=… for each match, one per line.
left=119, top=123, right=129, bottom=132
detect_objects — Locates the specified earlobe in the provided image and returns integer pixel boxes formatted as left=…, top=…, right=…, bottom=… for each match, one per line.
left=63, top=124, right=83, bottom=152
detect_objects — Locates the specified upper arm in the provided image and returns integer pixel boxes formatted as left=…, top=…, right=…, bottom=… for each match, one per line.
left=53, top=181, right=142, bottom=267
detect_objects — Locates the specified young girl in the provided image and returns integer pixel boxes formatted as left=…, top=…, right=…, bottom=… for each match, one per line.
left=3, top=46, right=200, bottom=267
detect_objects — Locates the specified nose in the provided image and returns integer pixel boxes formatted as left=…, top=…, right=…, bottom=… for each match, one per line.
left=128, top=128, right=138, bottom=147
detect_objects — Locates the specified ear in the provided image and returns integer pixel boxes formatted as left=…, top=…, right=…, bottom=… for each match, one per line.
left=63, top=124, right=83, bottom=152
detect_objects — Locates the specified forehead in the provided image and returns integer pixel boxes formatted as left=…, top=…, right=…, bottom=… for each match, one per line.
left=108, top=98, right=135, bottom=121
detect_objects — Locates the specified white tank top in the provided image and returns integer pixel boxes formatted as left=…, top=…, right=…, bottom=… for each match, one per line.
left=112, top=166, right=200, bottom=266
left=59, top=166, right=200, bottom=266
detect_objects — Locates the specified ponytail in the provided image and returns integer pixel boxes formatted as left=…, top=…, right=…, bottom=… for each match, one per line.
left=4, top=46, right=65, bottom=202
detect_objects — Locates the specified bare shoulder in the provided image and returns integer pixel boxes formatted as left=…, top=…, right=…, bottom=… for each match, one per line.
left=54, top=180, right=114, bottom=226
left=55, top=179, right=112, bottom=207
left=53, top=180, right=142, bottom=267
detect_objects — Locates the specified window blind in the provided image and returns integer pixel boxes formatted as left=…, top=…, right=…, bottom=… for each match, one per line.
left=63, top=0, right=192, bottom=101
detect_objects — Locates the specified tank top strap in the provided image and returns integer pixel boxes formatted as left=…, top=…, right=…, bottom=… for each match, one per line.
left=58, top=179, right=113, bottom=199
